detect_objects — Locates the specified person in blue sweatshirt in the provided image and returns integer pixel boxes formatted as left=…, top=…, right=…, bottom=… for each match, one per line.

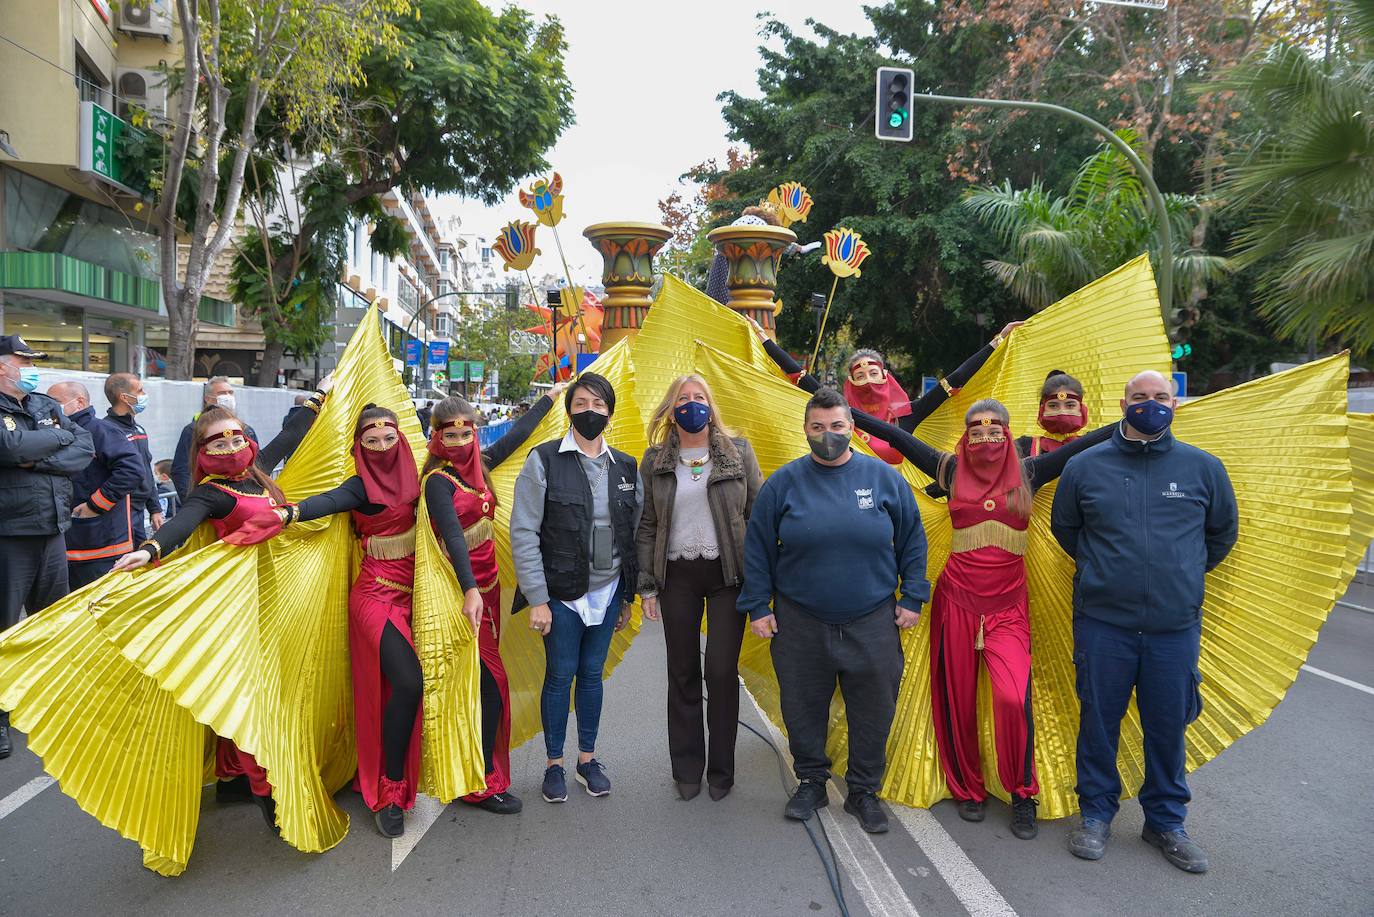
left=1051, top=369, right=1238, bottom=875
left=739, top=387, right=929, bottom=835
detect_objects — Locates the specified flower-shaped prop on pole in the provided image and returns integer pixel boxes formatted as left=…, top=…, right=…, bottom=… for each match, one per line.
left=767, top=181, right=814, bottom=228
left=493, top=220, right=550, bottom=359
left=518, top=171, right=589, bottom=364
left=811, top=227, right=872, bottom=369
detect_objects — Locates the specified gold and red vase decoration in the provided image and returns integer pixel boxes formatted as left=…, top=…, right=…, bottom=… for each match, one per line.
left=705, top=223, right=798, bottom=338
left=582, top=221, right=673, bottom=350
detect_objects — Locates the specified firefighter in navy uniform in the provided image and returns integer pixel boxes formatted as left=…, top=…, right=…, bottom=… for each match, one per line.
left=0, top=334, right=94, bottom=758
left=103, top=372, right=163, bottom=541
left=47, top=381, right=146, bottom=589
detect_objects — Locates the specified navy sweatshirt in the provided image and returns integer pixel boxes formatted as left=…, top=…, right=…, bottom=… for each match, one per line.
left=1050, top=423, right=1238, bottom=633
left=739, top=451, right=929, bottom=623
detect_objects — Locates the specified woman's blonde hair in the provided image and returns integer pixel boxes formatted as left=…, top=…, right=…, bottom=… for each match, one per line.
left=647, top=374, right=734, bottom=447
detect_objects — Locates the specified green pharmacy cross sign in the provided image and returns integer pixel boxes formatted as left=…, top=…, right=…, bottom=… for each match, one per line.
left=79, top=101, right=142, bottom=196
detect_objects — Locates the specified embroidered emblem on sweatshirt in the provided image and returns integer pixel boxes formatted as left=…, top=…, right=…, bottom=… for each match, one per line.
left=855, top=488, right=875, bottom=510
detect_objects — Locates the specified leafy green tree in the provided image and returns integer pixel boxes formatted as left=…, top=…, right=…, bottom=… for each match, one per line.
left=1216, top=0, right=1374, bottom=356
left=963, top=131, right=1226, bottom=317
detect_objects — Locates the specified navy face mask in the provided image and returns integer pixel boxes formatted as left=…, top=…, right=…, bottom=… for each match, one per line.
left=1125, top=400, right=1174, bottom=436
left=674, top=401, right=711, bottom=434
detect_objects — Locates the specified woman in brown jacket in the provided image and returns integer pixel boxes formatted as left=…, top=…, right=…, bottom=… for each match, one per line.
left=636, top=374, right=763, bottom=802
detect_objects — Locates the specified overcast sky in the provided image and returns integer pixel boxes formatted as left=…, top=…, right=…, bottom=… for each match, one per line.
left=432, top=1, right=875, bottom=285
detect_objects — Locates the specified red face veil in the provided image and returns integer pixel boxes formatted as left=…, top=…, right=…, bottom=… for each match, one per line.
left=352, top=417, right=420, bottom=505
left=953, top=418, right=1023, bottom=506
left=427, top=417, right=487, bottom=490
left=1037, top=387, right=1089, bottom=437
left=844, top=355, right=912, bottom=421
left=195, top=428, right=258, bottom=480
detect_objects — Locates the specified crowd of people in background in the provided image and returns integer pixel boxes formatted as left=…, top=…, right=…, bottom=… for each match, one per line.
left=0, top=324, right=1236, bottom=877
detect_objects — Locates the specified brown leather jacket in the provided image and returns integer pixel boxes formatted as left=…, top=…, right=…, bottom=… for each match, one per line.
left=635, top=427, right=763, bottom=595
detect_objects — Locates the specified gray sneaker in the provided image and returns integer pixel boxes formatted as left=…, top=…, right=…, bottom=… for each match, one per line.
left=1142, top=826, right=1209, bottom=874
left=1068, top=816, right=1111, bottom=861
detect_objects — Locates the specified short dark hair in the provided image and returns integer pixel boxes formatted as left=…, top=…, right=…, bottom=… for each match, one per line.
left=565, top=372, right=616, bottom=415
left=105, top=372, right=138, bottom=404
left=804, top=387, right=851, bottom=422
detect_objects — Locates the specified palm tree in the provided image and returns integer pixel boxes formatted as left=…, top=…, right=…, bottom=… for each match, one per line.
left=962, top=130, right=1226, bottom=319
left=1216, top=1, right=1374, bottom=356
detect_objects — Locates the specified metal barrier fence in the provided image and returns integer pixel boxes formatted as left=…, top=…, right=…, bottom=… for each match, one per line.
left=478, top=420, right=513, bottom=448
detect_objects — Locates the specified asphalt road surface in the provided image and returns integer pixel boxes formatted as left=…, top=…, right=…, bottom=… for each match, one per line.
left=1, top=577, right=1371, bottom=917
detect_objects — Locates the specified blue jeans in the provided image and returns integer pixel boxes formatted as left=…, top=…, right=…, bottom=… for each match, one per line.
left=540, top=579, right=625, bottom=760
left=1073, top=615, right=1203, bottom=832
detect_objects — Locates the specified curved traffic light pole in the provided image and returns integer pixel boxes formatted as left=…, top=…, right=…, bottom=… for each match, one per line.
left=910, top=92, right=1173, bottom=319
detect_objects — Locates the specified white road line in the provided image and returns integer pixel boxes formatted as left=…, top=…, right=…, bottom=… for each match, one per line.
left=391, top=793, right=448, bottom=872
left=0, top=776, right=55, bottom=820
left=1302, top=664, right=1374, bottom=697
left=741, top=685, right=920, bottom=917
left=888, top=807, right=1017, bottom=917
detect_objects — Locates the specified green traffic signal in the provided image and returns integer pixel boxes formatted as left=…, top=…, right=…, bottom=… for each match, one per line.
left=1170, top=342, right=1194, bottom=360
left=888, top=109, right=906, bottom=128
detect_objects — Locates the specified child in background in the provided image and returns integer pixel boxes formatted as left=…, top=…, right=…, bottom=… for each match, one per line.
left=155, top=459, right=180, bottom=519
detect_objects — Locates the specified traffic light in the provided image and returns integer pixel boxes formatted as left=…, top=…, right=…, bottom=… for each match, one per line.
left=875, top=67, right=914, bottom=142
left=1165, top=304, right=1199, bottom=361
left=1170, top=342, right=1193, bottom=360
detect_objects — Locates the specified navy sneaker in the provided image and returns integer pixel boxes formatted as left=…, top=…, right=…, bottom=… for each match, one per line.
left=542, top=765, right=568, bottom=803
left=575, top=759, right=611, bottom=797
left=1142, top=826, right=1209, bottom=874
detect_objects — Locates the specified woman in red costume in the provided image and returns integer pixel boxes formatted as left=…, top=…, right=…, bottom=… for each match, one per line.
left=111, top=389, right=327, bottom=832
left=420, top=389, right=563, bottom=818
left=1015, top=371, right=1088, bottom=458
left=266, top=389, right=560, bottom=837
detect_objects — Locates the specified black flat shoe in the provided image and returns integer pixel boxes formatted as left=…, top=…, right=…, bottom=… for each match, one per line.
left=463, top=792, right=523, bottom=814
left=785, top=780, right=829, bottom=821
left=1010, top=794, right=1039, bottom=840
left=957, top=799, right=985, bottom=823
left=676, top=782, right=701, bottom=801
left=0, top=715, right=11, bottom=760
left=215, top=775, right=254, bottom=804
left=843, top=792, right=889, bottom=834
left=254, top=793, right=280, bottom=836
left=708, top=784, right=731, bottom=802
left=374, top=803, right=404, bottom=838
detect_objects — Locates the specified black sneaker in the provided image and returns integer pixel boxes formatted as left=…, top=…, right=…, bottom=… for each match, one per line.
left=575, top=759, right=611, bottom=797
left=784, top=780, right=829, bottom=821
left=254, top=793, right=280, bottom=836
left=1142, top=826, right=1209, bottom=874
left=957, top=799, right=985, bottom=822
left=374, top=803, right=404, bottom=838
left=463, top=791, right=523, bottom=815
left=0, top=712, right=11, bottom=760
left=215, top=775, right=254, bottom=804
left=1068, top=816, right=1111, bottom=861
left=1010, top=794, right=1039, bottom=840
left=843, top=792, right=889, bottom=834
left=542, top=764, right=568, bottom=803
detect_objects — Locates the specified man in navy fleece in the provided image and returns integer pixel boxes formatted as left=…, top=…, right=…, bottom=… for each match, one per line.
left=739, top=387, right=928, bottom=835
left=1052, top=369, right=1237, bottom=875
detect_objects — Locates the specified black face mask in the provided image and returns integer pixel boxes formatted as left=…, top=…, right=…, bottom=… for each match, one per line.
left=807, top=431, right=851, bottom=462
left=571, top=409, right=609, bottom=441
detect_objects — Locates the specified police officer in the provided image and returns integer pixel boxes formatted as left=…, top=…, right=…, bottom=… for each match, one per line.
left=104, top=372, right=163, bottom=541
left=48, top=381, right=145, bottom=589
left=170, top=376, right=257, bottom=500
left=0, top=334, right=94, bottom=758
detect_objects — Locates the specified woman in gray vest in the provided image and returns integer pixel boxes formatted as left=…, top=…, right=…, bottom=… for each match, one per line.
left=635, top=374, right=762, bottom=802
left=510, top=372, right=643, bottom=804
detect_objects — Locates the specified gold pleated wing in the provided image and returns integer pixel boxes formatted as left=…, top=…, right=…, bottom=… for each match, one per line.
left=1342, top=413, right=1374, bottom=586
left=412, top=482, right=486, bottom=801
left=485, top=340, right=644, bottom=750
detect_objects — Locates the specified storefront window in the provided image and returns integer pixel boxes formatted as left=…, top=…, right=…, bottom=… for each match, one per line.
left=3, top=295, right=85, bottom=370
left=3, top=170, right=159, bottom=279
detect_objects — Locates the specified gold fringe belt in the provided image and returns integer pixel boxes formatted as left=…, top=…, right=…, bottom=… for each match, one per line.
left=464, top=517, right=494, bottom=553
left=365, top=526, right=416, bottom=560
left=949, top=520, right=1028, bottom=556
left=374, top=576, right=413, bottom=594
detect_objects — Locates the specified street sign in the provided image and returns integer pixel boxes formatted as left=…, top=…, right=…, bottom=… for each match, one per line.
left=1172, top=371, right=1187, bottom=399
left=404, top=340, right=422, bottom=366
left=428, top=341, right=449, bottom=366
left=575, top=353, right=597, bottom=375
left=921, top=376, right=937, bottom=395
left=79, top=101, right=142, bottom=194
left=509, top=329, right=546, bottom=355
left=466, top=361, right=485, bottom=383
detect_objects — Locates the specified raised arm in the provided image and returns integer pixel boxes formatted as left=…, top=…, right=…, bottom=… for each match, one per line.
left=256, top=392, right=325, bottom=473
left=899, top=322, right=1018, bottom=432
left=294, top=475, right=370, bottom=522
left=482, top=386, right=561, bottom=470
left=424, top=473, right=478, bottom=592
left=1023, top=423, right=1114, bottom=490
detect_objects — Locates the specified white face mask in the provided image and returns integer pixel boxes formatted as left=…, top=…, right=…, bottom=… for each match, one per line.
left=214, top=393, right=236, bottom=412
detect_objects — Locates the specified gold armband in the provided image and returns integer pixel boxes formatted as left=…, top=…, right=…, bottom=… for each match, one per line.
left=138, top=539, right=162, bottom=562
left=939, top=377, right=954, bottom=395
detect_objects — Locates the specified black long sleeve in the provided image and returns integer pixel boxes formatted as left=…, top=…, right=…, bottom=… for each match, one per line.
left=848, top=408, right=949, bottom=482
left=146, top=481, right=238, bottom=558
left=1021, top=423, right=1114, bottom=490
left=424, top=473, right=478, bottom=593
left=898, top=341, right=997, bottom=432
left=257, top=405, right=317, bottom=473
left=295, top=475, right=377, bottom=522
left=481, top=394, right=555, bottom=471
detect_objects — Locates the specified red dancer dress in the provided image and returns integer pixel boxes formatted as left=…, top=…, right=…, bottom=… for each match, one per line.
left=349, top=503, right=422, bottom=812
left=429, top=467, right=510, bottom=802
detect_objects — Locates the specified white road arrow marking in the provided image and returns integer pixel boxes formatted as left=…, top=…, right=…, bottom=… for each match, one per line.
left=391, top=793, right=449, bottom=872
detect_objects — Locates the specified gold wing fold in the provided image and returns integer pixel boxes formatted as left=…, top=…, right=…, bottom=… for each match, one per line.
left=1341, top=413, right=1374, bottom=586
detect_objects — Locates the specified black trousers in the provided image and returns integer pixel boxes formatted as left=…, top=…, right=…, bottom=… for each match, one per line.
left=68, top=556, right=117, bottom=591
left=770, top=595, right=904, bottom=795
left=660, top=557, right=745, bottom=788
left=0, top=534, right=69, bottom=631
